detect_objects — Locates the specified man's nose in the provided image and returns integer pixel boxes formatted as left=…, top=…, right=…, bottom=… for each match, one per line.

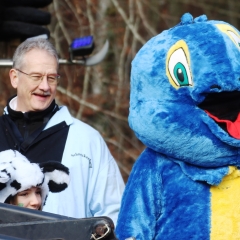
left=38, top=75, right=50, bottom=90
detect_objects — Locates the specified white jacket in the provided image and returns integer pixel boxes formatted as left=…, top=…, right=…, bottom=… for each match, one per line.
left=42, top=106, right=125, bottom=225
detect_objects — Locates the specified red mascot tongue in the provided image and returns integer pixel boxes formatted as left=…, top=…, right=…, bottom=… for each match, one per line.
left=206, top=111, right=240, bottom=139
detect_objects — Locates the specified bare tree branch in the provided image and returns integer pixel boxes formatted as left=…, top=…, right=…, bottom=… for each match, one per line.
left=124, top=16, right=140, bottom=93
left=76, top=66, right=91, bottom=119
left=64, top=0, right=83, bottom=35
left=57, top=86, right=128, bottom=122
left=140, top=0, right=179, bottom=28
left=86, top=0, right=95, bottom=34
left=114, top=26, right=130, bottom=113
left=177, top=0, right=240, bottom=20
left=53, top=0, right=72, bottom=45
left=136, top=0, right=157, bottom=36
left=111, top=0, right=146, bottom=45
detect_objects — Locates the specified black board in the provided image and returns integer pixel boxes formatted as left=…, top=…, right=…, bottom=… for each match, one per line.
left=0, top=203, right=117, bottom=240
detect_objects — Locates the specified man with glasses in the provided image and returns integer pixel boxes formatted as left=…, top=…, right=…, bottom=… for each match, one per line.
left=0, top=38, right=125, bottom=226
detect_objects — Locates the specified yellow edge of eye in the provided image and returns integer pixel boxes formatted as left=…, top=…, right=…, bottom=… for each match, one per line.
left=166, top=40, right=191, bottom=89
left=216, top=24, right=240, bottom=49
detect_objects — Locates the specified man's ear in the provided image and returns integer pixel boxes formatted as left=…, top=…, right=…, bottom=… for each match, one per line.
left=9, top=69, right=19, bottom=89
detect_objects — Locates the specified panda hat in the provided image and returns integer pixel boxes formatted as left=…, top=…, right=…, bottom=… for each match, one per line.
left=0, top=149, right=70, bottom=209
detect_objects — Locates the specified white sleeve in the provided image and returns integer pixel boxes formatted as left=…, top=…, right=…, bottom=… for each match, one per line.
left=89, top=136, right=125, bottom=226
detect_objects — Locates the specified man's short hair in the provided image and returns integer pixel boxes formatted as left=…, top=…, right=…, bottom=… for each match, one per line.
left=12, top=38, right=59, bottom=69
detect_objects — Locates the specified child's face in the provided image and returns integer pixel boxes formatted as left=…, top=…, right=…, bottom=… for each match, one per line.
left=11, top=187, right=42, bottom=210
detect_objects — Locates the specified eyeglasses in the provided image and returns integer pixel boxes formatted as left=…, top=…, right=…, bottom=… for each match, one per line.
left=15, top=69, right=60, bottom=85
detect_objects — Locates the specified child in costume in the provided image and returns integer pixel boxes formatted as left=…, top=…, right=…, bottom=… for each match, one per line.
left=116, top=13, right=240, bottom=240
left=0, top=149, right=70, bottom=210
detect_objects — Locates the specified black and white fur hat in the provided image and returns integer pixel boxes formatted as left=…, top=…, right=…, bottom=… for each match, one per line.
left=0, top=150, right=70, bottom=209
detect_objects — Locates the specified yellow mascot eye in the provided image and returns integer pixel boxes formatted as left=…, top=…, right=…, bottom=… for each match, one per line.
left=216, top=24, right=240, bottom=49
left=166, top=40, right=193, bottom=88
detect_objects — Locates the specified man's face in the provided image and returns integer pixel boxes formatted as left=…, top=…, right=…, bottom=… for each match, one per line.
left=9, top=49, right=58, bottom=112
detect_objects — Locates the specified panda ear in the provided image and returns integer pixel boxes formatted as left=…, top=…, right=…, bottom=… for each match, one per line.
left=0, top=163, right=13, bottom=191
left=40, top=161, right=69, bottom=175
left=0, top=162, right=13, bottom=183
left=39, top=161, right=70, bottom=193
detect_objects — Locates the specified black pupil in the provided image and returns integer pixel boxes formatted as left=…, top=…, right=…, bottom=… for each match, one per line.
left=177, top=68, right=184, bottom=82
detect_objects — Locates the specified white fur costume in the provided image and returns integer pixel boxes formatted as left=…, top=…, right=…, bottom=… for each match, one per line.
left=0, top=149, right=70, bottom=208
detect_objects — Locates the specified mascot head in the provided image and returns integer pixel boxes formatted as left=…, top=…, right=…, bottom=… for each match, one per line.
left=129, top=13, right=240, bottom=167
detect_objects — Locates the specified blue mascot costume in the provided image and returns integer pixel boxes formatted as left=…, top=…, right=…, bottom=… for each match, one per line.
left=116, top=13, right=240, bottom=240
